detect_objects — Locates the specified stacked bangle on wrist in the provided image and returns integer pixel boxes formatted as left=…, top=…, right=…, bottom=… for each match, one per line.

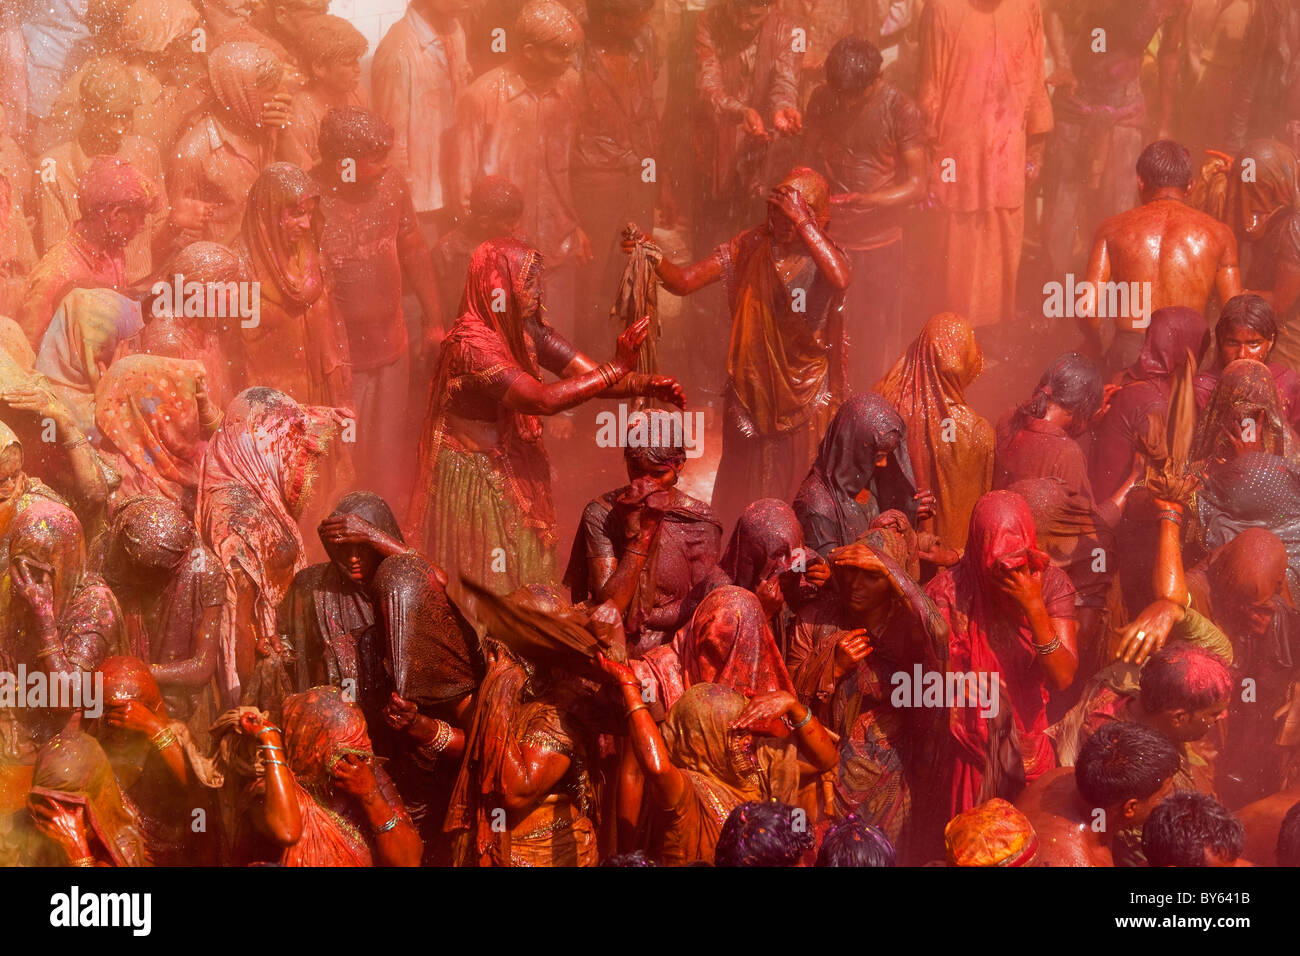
left=71, top=855, right=96, bottom=867
left=1035, top=637, right=1063, bottom=656
left=596, top=362, right=623, bottom=389
left=150, top=726, right=178, bottom=752
left=1156, top=509, right=1182, bottom=527
left=375, top=812, right=402, bottom=834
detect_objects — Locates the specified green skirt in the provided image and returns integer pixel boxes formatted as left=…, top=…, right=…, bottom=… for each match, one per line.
left=419, top=443, right=557, bottom=602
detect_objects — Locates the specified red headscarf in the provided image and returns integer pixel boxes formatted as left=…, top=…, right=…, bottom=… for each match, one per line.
left=240, top=162, right=325, bottom=307
left=925, top=491, right=1056, bottom=816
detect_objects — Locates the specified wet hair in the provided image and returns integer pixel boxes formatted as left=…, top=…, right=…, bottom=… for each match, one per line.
left=715, top=800, right=815, bottom=866
left=1142, top=791, right=1245, bottom=867
left=318, top=107, right=393, bottom=163
left=1276, top=801, right=1300, bottom=866
left=298, top=13, right=368, bottom=66
left=1015, top=352, right=1104, bottom=427
left=623, top=409, right=688, bottom=472
left=1137, top=140, right=1193, bottom=191
left=469, top=175, right=525, bottom=224
left=78, top=155, right=158, bottom=215
left=599, top=850, right=657, bottom=867
left=815, top=815, right=896, bottom=867
left=1217, top=293, right=1277, bottom=343
left=1138, top=644, right=1233, bottom=715
left=1075, top=721, right=1180, bottom=809
left=825, top=36, right=883, bottom=93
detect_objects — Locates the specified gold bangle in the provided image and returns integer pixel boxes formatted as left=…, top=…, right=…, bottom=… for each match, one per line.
left=150, top=726, right=178, bottom=751
left=71, top=855, right=96, bottom=867
left=626, top=703, right=649, bottom=719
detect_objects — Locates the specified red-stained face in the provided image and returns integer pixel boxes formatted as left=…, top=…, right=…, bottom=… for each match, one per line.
left=728, top=0, right=768, bottom=36
left=313, top=55, right=362, bottom=95
left=524, top=34, right=579, bottom=77
left=279, top=196, right=316, bottom=242
left=1219, top=325, right=1272, bottom=365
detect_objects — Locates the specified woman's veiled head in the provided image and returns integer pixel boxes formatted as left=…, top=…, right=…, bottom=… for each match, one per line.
left=29, top=730, right=141, bottom=866
left=208, top=41, right=283, bottom=129
left=661, top=682, right=757, bottom=793
left=281, top=685, right=373, bottom=786
left=321, top=490, right=403, bottom=586
left=1193, top=358, right=1292, bottom=464
left=462, top=236, right=544, bottom=378
left=0, top=419, right=22, bottom=505
left=1207, top=527, right=1288, bottom=637
left=721, top=498, right=804, bottom=591
left=8, top=497, right=87, bottom=621
left=1129, top=307, right=1209, bottom=382
left=963, top=491, right=1048, bottom=583
left=814, top=392, right=905, bottom=498
left=212, top=386, right=333, bottom=518
left=681, top=585, right=790, bottom=696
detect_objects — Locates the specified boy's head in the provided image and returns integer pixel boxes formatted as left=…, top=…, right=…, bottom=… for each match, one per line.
left=299, top=14, right=367, bottom=95
left=468, top=175, right=525, bottom=236
left=715, top=800, right=814, bottom=867
left=1137, top=644, right=1232, bottom=743
left=318, top=107, right=393, bottom=184
left=1075, top=721, right=1180, bottom=828
left=1142, top=791, right=1246, bottom=867
left=516, top=0, right=582, bottom=78
left=815, top=815, right=896, bottom=867
left=825, top=36, right=883, bottom=96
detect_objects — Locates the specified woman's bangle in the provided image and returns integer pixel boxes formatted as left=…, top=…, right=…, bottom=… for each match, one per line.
left=423, top=719, right=455, bottom=756
left=626, top=702, right=649, bottom=719
left=70, top=855, right=96, bottom=867
left=789, top=706, right=814, bottom=731
left=62, top=434, right=89, bottom=450
left=150, top=726, right=178, bottom=751
left=259, top=742, right=284, bottom=753
left=262, top=758, right=288, bottom=768
left=1034, top=637, right=1063, bottom=656
left=374, top=812, right=402, bottom=834
left=1156, top=510, right=1182, bottom=526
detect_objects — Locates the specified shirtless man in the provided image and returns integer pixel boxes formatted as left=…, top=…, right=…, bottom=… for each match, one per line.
left=1238, top=787, right=1300, bottom=866
left=1081, top=139, right=1241, bottom=372
left=1015, top=720, right=1179, bottom=866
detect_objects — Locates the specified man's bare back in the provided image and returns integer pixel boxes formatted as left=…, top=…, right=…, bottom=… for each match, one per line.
left=1086, top=197, right=1242, bottom=333
left=1236, top=787, right=1300, bottom=866
left=1015, top=767, right=1113, bottom=867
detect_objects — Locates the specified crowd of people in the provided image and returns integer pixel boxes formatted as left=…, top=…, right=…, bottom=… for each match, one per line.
left=0, top=0, right=1298, bottom=867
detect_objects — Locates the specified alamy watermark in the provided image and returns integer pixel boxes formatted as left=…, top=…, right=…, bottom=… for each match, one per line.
left=595, top=404, right=705, bottom=459
left=1043, top=274, right=1153, bottom=328
left=0, top=666, right=102, bottom=717
left=890, top=664, right=1000, bottom=719
left=151, top=274, right=261, bottom=328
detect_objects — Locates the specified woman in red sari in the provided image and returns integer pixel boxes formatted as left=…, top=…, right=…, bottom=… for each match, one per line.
left=407, top=236, right=682, bottom=605
left=235, top=162, right=353, bottom=410
left=278, top=685, right=422, bottom=866
left=924, top=490, right=1078, bottom=817
left=196, top=386, right=344, bottom=709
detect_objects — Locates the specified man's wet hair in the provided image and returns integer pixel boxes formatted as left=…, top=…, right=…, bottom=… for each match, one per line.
left=715, top=800, right=814, bottom=866
left=318, top=106, right=393, bottom=163
left=469, top=175, right=525, bottom=224
left=1142, top=791, right=1245, bottom=866
left=815, top=815, right=896, bottom=867
left=1218, top=293, right=1278, bottom=343
left=587, top=0, right=655, bottom=16
left=826, top=36, right=883, bottom=93
left=1137, top=140, right=1193, bottom=191
left=1139, top=644, right=1233, bottom=716
left=1075, top=721, right=1180, bottom=809
left=1276, top=801, right=1300, bottom=866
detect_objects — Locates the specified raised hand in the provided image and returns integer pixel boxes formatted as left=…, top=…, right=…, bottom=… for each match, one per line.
left=614, top=316, right=652, bottom=370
